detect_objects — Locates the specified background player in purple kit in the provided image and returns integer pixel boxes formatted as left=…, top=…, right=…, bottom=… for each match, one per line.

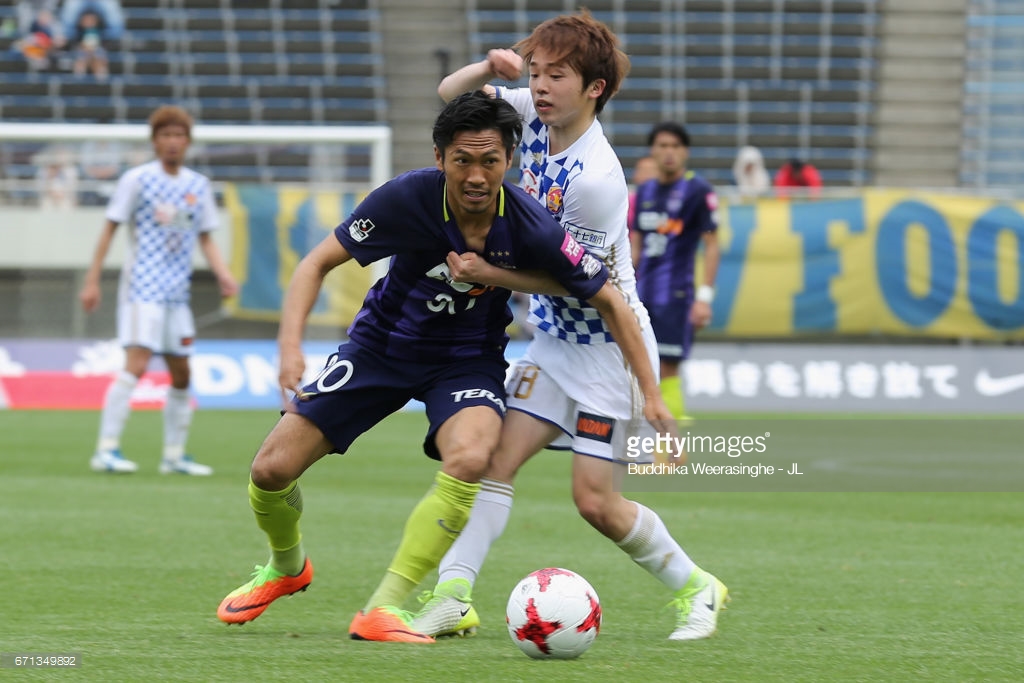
left=630, top=122, right=721, bottom=422
left=216, top=91, right=672, bottom=642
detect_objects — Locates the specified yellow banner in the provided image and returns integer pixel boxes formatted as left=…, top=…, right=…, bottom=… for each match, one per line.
left=223, top=184, right=373, bottom=328
left=223, top=184, right=1024, bottom=339
left=708, top=189, right=1024, bottom=339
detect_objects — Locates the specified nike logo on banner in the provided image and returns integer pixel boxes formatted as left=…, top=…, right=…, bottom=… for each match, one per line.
left=974, top=370, right=1024, bottom=396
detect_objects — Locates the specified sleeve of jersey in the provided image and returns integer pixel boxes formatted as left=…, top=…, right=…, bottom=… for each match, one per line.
left=494, top=86, right=535, bottom=121
left=521, top=207, right=608, bottom=301
left=199, top=178, right=219, bottom=232
left=699, top=181, right=720, bottom=233
left=104, top=168, right=138, bottom=224
left=333, top=177, right=422, bottom=266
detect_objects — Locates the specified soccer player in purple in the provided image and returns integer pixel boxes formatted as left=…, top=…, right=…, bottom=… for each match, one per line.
left=630, top=122, right=721, bottom=421
left=217, top=91, right=672, bottom=641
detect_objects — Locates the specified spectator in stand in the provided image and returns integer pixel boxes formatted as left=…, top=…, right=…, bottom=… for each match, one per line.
left=773, top=157, right=822, bottom=198
left=60, top=0, right=124, bottom=40
left=70, top=9, right=109, bottom=80
left=731, top=145, right=770, bottom=200
left=16, top=5, right=63, bottom=72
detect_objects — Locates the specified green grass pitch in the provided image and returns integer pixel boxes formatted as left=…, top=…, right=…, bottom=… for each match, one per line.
left=2, top=410, right=1022, bottom=682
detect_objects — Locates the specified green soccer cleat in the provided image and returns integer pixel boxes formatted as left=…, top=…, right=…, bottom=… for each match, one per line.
left=667, top=568, right=729, bottom=640
left=410, top=577, right=480, bottom=638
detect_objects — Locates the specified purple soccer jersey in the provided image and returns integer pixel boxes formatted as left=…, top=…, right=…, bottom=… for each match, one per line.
left=631, top=170, right=718, bottom=309
left=334, top=168, right=609, bottom=363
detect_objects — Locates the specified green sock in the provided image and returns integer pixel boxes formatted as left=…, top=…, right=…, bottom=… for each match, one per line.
left=248, top=478, right=305, bottom=575
left=364, top=471, right=480, bottom=611
left=660, top=375, right=685, bottom=421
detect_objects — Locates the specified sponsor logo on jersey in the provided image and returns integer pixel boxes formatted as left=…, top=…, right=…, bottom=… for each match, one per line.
left=706, top=192, right=719, bottom=210
left=348, top=218, right=376, bottom=242
left=185, top=193, right=197, bottom=206
left=576, top=411, right=614, bottom=443
left=560, top=232, right=584, bottom=266
left=580, top=253, right=602, bottom=278
left=451, top=388, right=506, bottom=411
left=566, top=224, right=607, bottom=249
left=658, top=217, right=684, bottom=235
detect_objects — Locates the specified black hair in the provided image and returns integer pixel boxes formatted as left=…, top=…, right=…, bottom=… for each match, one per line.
left=432, top=91, right=523, bottom=160
left=646, top=121, right=690, bottom=148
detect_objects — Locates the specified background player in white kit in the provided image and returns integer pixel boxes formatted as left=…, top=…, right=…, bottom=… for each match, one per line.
left=79, top=105, right=238, bottom=475
left=413, top=11, right=728, bottom=641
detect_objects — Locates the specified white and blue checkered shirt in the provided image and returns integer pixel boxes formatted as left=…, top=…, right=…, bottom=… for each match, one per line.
left=106, top=160, right=218, bottom=305
left=497, top=87, right=648, bottom=344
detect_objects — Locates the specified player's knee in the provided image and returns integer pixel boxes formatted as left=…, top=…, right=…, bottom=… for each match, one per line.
left=573, top=487, right=612, bottom=531
left=441, top=446, right=491, bottom=482
left=249, top=446, right=295, bottom=492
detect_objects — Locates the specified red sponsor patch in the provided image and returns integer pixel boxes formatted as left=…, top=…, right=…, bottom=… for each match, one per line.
left=560, top=232, right=583, bottom=266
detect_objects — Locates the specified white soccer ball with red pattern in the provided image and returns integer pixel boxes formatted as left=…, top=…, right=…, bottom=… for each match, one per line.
left=506, top=567, right=602, bottom=659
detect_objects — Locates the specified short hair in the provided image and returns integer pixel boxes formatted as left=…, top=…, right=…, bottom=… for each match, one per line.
left=433, top=91, right=523, bottom=159
left=647, top=121, right=690, bottom=148
left=148, top=105, right=193, bottom=140
left=513, top=10, right=630, bottom=115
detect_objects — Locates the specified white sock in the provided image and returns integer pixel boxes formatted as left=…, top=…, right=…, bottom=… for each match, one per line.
left=97, top=370, right=137, bottom=452
left=162, top=387, right=193, bottom=462
left=615, top=501, right=696, bottom=592
left=437, top=478, right=514, bottom=585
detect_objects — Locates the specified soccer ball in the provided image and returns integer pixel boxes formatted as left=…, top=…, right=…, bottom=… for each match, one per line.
left=506, top=567, right=602, bottom=659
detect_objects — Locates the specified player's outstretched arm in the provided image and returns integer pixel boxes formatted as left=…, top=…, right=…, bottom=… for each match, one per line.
left=446, top=250, right=568, bottom=295
left=587, top=282, right=675, bottom=429
left=78, top=219, right=120, bottom=313
left=277, top=234, right=353, bottom=396
left=438, top=49, right=523, bottom=102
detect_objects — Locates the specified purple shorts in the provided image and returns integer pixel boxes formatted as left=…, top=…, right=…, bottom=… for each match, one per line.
left=292, top=341, right=507, bottom=460
left=647, top=300, right=695, bottom=363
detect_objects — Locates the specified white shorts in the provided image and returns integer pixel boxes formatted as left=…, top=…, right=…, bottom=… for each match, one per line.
left=117, top=301, right=196, bottom=356
left=505, top=328, right=659, bottom=462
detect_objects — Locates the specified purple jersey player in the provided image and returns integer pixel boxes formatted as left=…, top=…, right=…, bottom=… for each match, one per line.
left=218, top=91, right=672, bottom=643
left=630, top=122, right=721, bottom=421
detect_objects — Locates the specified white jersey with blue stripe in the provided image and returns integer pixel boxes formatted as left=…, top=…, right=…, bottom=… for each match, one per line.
left=496, top=86, right=648, bottom=345
left=106, top=160, right=218, bottom=305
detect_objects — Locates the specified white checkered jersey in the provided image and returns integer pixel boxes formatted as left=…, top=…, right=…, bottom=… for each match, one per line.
left=106, top=160, right=218, bottom=305
left=496, top=87, right=648, bottom=344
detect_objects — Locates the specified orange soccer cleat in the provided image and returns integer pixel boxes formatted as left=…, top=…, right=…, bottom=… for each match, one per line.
left=217, top=557, right=313, bottom=624
left=349, top=606, right=436, bottom=643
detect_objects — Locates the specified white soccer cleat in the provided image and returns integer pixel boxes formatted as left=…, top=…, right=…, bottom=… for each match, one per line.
left=90, top=449, right=139, bottom=473
left=410, top=578, right=479, bottom=637
left=159, top=455, right=213, bottom=476
left=668, top=568, right=729, bottom=641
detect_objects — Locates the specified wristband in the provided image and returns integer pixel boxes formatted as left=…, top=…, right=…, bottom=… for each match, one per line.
left=696, top=285, right=715, bottom=304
